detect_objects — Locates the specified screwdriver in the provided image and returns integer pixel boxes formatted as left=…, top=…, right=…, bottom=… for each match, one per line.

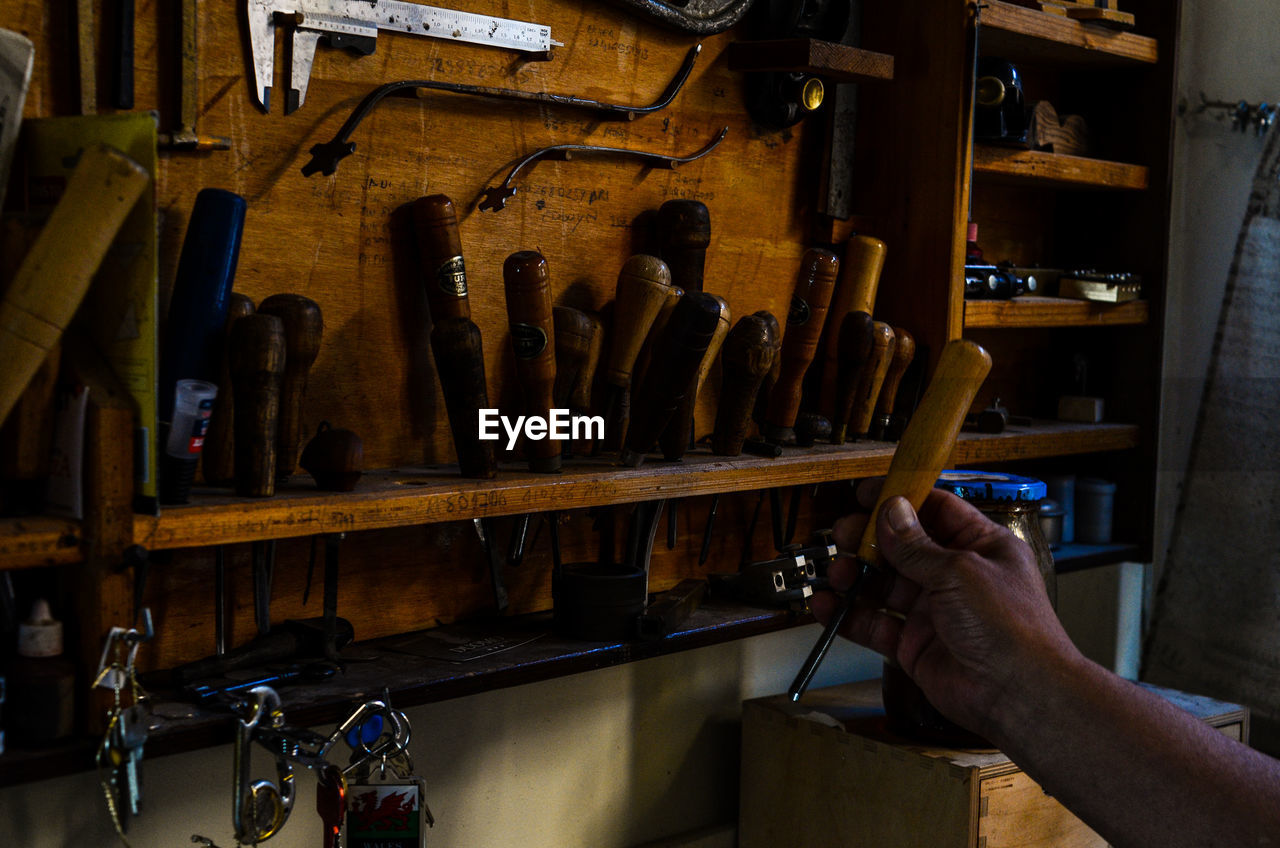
left=660, top=295, right=730, bottom=461
left=503, top=250, right=560, bottom=473
left=788, top=338, right=992, bottom=701
left=599, top=256, right=673, bottom=451
left=870, top=327, right=917, bottom=441
left=410, top=194, right=496, bottom=479
left=620, top=291, right=723, bottom=468
left=845, top=322, right=897, bottom=441
left=257, top=294, right=324, bottom=482
left=763, top=249, right=840, bottom=444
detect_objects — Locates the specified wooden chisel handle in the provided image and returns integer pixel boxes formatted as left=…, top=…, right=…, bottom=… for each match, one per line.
left=763, top=248, right=839, bottom=442
left=570, top=311, right=604, bottom=413
left=504, top=250, right=560, bottom=473
left=622, top=291, right=723, bottom=467
left=848, top=322, right=896, bottom=440
left=660, top=295, right=729, bottom=461
left=712, top=314, right=778, bottom=457
left=789, top=338, right=991, bottom=701
left=855, top=338, right=992, bottom=563
left=229, top=313, right=286, bottom=497
left=819, top=235, right=887, bottom=419
left=432, top=316, right=496, bottom=478
left=202, top=293, right=255, bottom=485
left=411, top=194, right=471, bottom=322
left=657, top=199, right=710, bottom=293
left=830, top=311, right=875, bottom=444
left=603, top=255, right=671, bottom=388
left=258, top=294, right=324, bottom=481
left=872, top=327, right=916, bottom=439
left=0, top=144, right=149, bottom=425
left=552, top=306, right=597, bottom=409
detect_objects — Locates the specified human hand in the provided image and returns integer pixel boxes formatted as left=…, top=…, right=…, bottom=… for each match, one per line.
left=810, top=480, right=1081, bottom=740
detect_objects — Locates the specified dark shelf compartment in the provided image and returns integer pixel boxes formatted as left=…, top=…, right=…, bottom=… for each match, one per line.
left=0, top=599, right=807, bottom=788
left=1053, top=541, right=1141, bottom=573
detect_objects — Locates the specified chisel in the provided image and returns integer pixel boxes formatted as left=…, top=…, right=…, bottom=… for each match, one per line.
left=621, top=291, right=723, bottom=467
left=228, top=313, right=286, bottom=497
left=659, top=295, right=730, bottom=461
left=829, top=311, right=876, bottom=444
left=257, top=294, right=324, bottom=482
left=845, top=322, right=896, bottom=441
left=410, top=194, right=496, bottom=479
left=202, top=294, right=256, bottom=485
left=870, top=328, right=916, bottom=441
left=657, top=199, right=711, bottom=293
left=816, top=235, right=886, bottom=420
left=599, top=256, right=672, bottom=451
left=712, top=313, right=779, bottom=457
left=503, top=250, right=560, bottom=473
left=763, top=249, right=839, bottom=444
left=788, top=338, right=992, bottom=701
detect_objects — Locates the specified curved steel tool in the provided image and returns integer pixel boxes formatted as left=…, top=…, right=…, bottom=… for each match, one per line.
left=480, top=127, right=729, bottom=212
left=301, top=44, right=703, bottom=177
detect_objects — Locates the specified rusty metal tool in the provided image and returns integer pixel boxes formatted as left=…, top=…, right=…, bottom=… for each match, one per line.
left=788, top=338, right=992, bottom=701
left=621, top=291, right=724, bottom=467
left=763, top=249, right=839, bottom=444
left=248, top=0, right=562, bottom=114
left=845, top=322, right=896, bottom=441
left=410, top=194, right=496, bottom=478
left=503, top=250, right=560, bottom=473
left=869, top=327, right=916, bottom=440
left=480, top=128, right=728, bottom=212
left=256, top=294, right=323, bottom=483
left=159, top=0, right=232, bottom=151
left=302, top=44, right=702, bottom=176
left=599, top=256, right=673, bottom=452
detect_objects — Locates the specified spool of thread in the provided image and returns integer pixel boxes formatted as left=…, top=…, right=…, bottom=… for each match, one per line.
left=1075, top=478, right=1116, bottom=544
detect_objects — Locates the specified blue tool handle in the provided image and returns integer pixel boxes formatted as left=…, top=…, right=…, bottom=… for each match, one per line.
left=159, top=188, right=247, bottom=421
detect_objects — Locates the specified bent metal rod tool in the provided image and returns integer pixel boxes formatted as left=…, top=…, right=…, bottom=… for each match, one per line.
left=787, top=338, right=992, bottom=702
left=301, top=44, right=702, bottom=177
left=480, top=128, right=729, bottom=212
left=247, top=0, right=561, bottom=114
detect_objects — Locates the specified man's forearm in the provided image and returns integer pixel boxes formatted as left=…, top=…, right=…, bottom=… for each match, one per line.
left=989, top=653, right=1280, bottom=848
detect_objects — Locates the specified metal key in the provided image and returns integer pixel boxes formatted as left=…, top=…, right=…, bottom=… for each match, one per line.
left=118, top=701, right=150, bottom=816
left=316, top=763, right=346, bottom=848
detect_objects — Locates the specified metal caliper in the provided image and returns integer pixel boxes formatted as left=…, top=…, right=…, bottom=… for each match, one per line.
left=247, top=0, right=561, bottom=113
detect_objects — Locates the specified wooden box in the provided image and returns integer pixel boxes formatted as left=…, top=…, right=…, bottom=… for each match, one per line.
left=739, top=680, right=1247, bottom=848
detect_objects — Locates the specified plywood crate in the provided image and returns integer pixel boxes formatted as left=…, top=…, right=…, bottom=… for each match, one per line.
left=740, top=680, right=1247, bottom=848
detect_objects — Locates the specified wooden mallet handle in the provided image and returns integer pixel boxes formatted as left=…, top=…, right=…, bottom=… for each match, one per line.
left=229, top=313, right=286, bottom=497
left=0, top=144, right=149, bottom=425
left=257, top=294, right=323, bottom=481
left=503, top=250, right=560, bottom=473
left=764, top=248, right=839, bottom=442
left=713, top=313, right=778, bottom=457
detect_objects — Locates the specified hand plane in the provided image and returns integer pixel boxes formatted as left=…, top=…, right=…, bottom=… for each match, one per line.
left=247, top=0, right=560, bottom=114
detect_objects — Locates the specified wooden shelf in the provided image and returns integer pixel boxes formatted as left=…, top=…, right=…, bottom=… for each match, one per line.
left=0, top=516, right=82, bottom=570
left=973, top=146, right=1149, bottom=190
left=129, top=423, right=1140, bottom=551
left=725, top=38, right=895, bottom=83
left=965, top=295, right=1150, bottom=328
left=0, top=600, right=805, bottom=788
left=980, top=0, right=1159, bottom=67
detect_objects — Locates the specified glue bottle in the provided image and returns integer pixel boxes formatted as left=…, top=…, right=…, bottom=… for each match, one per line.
left=7, top=599, right=75, bottom=745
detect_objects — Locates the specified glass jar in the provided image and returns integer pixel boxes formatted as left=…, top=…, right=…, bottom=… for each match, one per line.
left=882, top=472, right=1056, bottom=748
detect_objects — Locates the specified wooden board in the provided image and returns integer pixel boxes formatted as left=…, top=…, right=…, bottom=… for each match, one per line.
left=965, top=295, right=1150, bottom=328
left=973, top=146, right=1150, bottom=190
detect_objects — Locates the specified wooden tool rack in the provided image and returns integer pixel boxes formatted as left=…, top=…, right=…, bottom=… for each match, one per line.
left=0, top=0, right=1176, bottom=785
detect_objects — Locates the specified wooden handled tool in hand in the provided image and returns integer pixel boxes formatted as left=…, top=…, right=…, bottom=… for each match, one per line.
left=229, top=313, right=286, bottom=497
left=0, top=144, right=149, bottom=426
left=504, top=250, right=560, bottom=473
left=411, top=194, right=496, bottom=478
left=621, top=291, right=724, bottom=468
left=763, top=248, right=839, bottom=443
left=712, top=313, right=779, bottom=457
left=788, top=338, right=992, bottom=701
left=258, top=294, right=324, bottom=482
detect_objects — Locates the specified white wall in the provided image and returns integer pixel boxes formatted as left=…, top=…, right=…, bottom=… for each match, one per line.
left=0, top=626, right=881, bottom=847
left=1156, top=0, right=1280, bottom=575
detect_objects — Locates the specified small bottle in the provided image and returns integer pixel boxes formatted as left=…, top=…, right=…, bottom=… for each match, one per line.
left=965, top=222, right=984, bottom=262
left=7, top=599, right=76, bottom=746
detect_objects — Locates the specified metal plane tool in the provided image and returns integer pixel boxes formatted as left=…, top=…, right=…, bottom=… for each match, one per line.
left=247, top=0, right=561, bottom=113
